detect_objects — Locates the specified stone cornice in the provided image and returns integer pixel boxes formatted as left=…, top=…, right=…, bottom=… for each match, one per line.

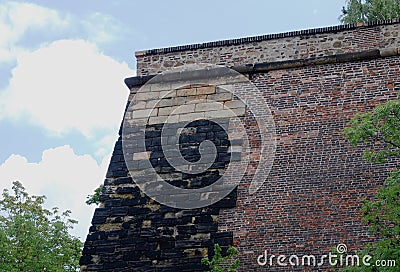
left=125, top=47, right=399, bottom=89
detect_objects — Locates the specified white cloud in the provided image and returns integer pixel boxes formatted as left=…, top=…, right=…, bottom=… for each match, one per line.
left=0, top=39, right=133, bottom=137
left=0, top=145, right=110, bottom=239
left=0, top=2, right=135, bottom=161
left=0, top=1, right=69, bottom=64
left=0, top=1, right=129, bottom=65
left=0, top=3, right=135, bottom=240
left=83, top=12, right=127, bottom=45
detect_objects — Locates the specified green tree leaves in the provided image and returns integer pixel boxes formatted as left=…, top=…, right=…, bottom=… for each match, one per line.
left=0, top=181, right=82, bottom=271
left=85, top=184, right=103, bottom=206
left=340, top=0, right=400, bottom=24
left=343, top=98, right=400, bottom=163
left=201, top=243, right=240, bottom=272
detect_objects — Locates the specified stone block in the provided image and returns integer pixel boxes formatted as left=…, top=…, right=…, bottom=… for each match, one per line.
left=145, top=99, right=160, bottom=109
left=177, top=88, right=196, bottom=97
left=134, top=90, right=160, bottom=101
left=164, top=115, right=180, bottom=123
left=158, top=97, right=187, bottom=107
left=179, top=112, right=205, bottom=122
left=194, top=102, right=223, bottom=112
left=158, top=104, right=195, bottom=116
left=207, top=92, right=232, bottom=101
left=131, top=101, right=146, bottom=110
left=132, top=151, right=150, bottom=160
left=196, top=86, right=215, bottom=95
left=223, top=100, right=245, bottom=109
left=131, top=108, right=158, bottom=119
left=148, top=115, right=168, bottom=125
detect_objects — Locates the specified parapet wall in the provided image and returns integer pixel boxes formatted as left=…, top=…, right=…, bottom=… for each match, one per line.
left=136, top=19, right=400, bottom=76
left=81, top=20, right=400, bottom=271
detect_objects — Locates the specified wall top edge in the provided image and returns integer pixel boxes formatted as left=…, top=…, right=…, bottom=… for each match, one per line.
left=134, top=19, right=400, bottom=57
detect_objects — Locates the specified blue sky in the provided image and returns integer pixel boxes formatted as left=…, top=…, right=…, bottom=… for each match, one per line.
left=0, top=0, right=346, bottom=239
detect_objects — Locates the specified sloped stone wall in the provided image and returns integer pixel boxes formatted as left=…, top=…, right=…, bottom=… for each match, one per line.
left=80, top=83, right=247, bottom=271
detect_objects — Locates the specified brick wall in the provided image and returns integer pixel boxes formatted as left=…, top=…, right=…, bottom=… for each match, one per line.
left=219, top=56, right=400, bottom=270
left=81, top=21, right=400, bottom=271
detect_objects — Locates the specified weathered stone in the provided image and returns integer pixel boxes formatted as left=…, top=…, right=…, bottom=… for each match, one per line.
left=194, top=102, right=223, bottom=112
left=223, top=100, right=245, bottom=109
left=196, top=86, right=215, bottom=95
left=82, top=21, right=400, bottom=272
left=178, top=112, right=205, bottom=122
left=177, top=88, right=196, bottom=97
left=207, top=92, right=233, bottom=101
left=131, top=108, right=158, bottom=119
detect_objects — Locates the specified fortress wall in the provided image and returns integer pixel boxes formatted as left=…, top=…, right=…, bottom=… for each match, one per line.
left=81, top=20, right=400, bottom=271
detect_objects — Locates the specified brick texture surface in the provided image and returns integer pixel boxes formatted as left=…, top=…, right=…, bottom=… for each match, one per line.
left=81, top=22, right=400, bottom=271
left=218, top=56, right=400, bottom=271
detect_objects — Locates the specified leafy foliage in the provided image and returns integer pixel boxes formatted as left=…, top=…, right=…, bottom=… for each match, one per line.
left=343, top=98, right=400, bottom=163
left=85, top=184, right=104, bottom=205
left=201, top=243, right=240, bottom=272
left=340, top=96, right=400, bottom=271
left=0, top=181, right=82, bottom=271
left=340, top=0, right=400, bottom=24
